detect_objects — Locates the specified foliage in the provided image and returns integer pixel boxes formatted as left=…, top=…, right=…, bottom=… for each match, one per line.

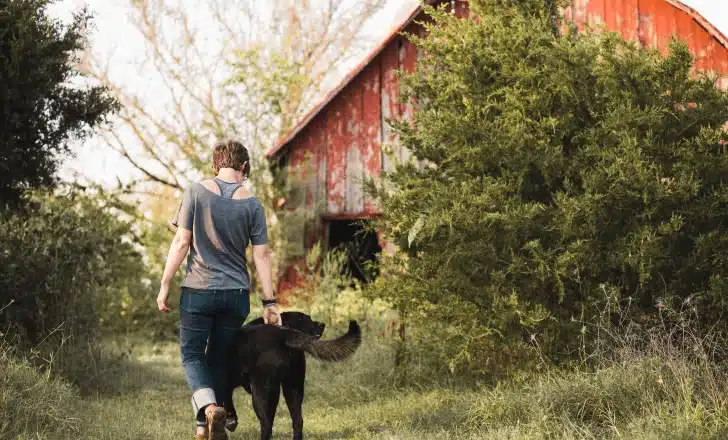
left=95, top=186, right=186, bottom=341
left=0, top=188, right=147, bottom=383
left=285, top=242, right=396, bottom=331
left=462, top=307, right=728, bottom=439
left=0, top=0, right=118, bottom=207
left=83, top=0, right=387, bottom=193
left=366, top=0, right=728, bottom=371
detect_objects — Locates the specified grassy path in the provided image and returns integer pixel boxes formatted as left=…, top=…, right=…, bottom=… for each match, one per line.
left=13, top=334, right=728, bottom=439
left=77, top=342, right=478, bottom=440
left=65, top=338, right=728, bottom=440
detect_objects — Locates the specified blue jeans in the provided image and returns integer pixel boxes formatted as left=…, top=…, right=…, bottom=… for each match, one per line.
left=179, top=287, right=250, bottom=426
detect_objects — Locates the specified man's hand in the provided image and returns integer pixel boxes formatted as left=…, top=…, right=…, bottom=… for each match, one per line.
left=157, top=285, right=171, bottom=312
left=263, top=306, right=282, bottom=326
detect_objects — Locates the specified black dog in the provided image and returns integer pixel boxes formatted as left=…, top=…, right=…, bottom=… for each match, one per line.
left=221, top=311, right=361, bottom=440
left=223, top=311, right=326, bottom=427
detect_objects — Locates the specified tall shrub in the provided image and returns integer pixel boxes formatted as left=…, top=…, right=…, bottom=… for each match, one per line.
left=0, top=189, right=147, bottom=383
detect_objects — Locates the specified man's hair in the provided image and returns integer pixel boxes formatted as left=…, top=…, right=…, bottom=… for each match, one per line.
left=213, top=140, right=251, bottom=176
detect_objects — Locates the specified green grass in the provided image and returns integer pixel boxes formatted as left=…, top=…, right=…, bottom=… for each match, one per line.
left=6, top=329, right=728, bottom=440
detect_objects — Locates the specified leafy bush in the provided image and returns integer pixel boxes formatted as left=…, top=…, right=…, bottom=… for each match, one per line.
left=285, top=242, right=396, bottom=332
left=366, top=0, right=728, bottom=371
left=0, top=189, right=147, bottom=385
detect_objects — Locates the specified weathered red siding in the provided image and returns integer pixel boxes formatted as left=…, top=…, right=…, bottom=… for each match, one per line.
left=361, top=62, right=383, bottom=214
left=325, top=93, right=346, bottom=215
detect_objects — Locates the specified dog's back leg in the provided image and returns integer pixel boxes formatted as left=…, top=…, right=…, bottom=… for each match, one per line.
left=282, top=377, right=305, bottom=440
left=250, top=375, right=280, bottom=440
left=222, top=385, right=238, bottom=432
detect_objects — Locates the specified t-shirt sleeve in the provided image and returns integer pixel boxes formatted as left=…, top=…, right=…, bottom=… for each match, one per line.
left=249, top=201, right=268, bottom=246
left=170, top=186, right=195, bottom=230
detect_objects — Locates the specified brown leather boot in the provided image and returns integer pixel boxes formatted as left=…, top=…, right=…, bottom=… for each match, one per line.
left=205, top=406, right=228, bottom=440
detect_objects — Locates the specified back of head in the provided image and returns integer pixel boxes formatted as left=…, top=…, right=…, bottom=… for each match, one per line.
left=213, top=140, right=251, bottom=177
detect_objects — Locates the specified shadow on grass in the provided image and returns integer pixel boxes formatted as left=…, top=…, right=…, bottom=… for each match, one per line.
left=231, top=426, right=363, bottom=440
left=75, top=344, right=187, bottom=397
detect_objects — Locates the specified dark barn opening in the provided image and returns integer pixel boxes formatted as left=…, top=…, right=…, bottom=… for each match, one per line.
left=327, top=220, right=381, bottom=283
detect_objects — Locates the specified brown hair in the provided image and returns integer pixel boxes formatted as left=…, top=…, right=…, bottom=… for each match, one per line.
left=212, top=140, right=251, bottom=177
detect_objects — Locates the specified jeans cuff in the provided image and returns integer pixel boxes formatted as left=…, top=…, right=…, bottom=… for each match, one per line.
left=191, top=387, right=216, bottom=421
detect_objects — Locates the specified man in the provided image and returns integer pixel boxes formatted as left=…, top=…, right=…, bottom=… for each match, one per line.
left=156, top=140, right=281, bottom=440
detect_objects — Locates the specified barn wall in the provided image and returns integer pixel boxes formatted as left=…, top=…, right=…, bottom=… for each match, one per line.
left=287, top=34, right=429, bottom=220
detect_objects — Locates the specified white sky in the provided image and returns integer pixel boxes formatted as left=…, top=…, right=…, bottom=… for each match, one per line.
left=47, top=0, right=728, bottom=188
left=683, top=1, right=728, bottom=37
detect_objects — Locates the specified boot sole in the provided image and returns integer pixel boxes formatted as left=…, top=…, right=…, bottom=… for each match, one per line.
left=225, top=416, right=238, bottom=432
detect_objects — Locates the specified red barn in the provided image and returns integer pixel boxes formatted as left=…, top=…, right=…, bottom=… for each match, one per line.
left=266, top=0, right=728, bottom=288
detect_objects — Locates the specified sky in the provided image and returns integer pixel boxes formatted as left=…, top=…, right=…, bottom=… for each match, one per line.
left=47, top=0, right=728, bottom=189
left=682, top=0, right=728, bottom=36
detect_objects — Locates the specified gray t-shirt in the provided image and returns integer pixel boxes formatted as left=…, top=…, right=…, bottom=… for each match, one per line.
left=171, top=182, right=268, bottom=291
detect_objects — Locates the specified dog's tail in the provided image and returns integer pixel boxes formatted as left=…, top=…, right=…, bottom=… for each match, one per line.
left=284, top=320, right=361, bottom=362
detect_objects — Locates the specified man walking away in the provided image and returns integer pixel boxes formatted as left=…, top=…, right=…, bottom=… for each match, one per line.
left=156, top=140, right=281, bottom=440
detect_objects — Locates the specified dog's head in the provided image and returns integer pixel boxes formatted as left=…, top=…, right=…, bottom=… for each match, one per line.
left=281, top=311, right=325, bottom=339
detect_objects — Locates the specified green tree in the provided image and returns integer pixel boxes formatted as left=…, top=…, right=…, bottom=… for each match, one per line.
left=367, top=0, right=728, bottom=371
left=0, top=0, right=117, bottom=206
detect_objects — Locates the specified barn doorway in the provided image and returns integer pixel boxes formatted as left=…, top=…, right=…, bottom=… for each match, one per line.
left=327, top=220, right=381, bottom=283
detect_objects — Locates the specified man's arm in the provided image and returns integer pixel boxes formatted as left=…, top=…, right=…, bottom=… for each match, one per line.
left=157, top=227, right=192, bottom=312
left=252, top=244, right=274, bottom=300
left=252, top=243, right=280, bottom=325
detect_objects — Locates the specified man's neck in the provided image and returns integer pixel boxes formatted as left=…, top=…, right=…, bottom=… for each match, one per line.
left=216, top=168, right=244, bottom=183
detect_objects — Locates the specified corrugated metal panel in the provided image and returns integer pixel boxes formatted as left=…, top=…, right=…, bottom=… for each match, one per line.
left=361, top=62, right=383, bottom=214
